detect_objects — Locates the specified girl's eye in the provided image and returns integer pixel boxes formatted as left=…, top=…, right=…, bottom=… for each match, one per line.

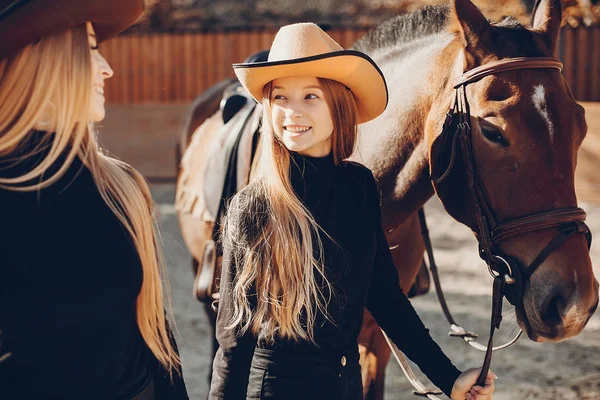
left=273, top=94, right=285, bottom=100
left=306, top=94, right=318, bottom=99
left=91, top=45, right=99, bottom=50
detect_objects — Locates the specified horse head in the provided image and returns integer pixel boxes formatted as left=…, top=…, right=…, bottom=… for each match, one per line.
left=427, top=0, right=598, bottom=342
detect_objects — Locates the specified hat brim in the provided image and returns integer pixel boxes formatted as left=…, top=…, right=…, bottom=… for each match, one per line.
left=0, top=0, right=144, bottom=59
left=233, top=50, right=388, bottom=124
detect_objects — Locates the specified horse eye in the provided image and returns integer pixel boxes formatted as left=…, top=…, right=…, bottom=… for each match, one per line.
left=481, top=126, right=509, bottom=147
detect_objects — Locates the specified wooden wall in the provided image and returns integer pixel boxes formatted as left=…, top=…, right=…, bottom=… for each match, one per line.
left=558, top=27, right=600, bottom=102
left=100, top=27, right=600, bottom=104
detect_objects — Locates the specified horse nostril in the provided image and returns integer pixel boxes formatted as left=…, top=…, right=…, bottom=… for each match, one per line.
left=540, top=293, right=568, bottom=328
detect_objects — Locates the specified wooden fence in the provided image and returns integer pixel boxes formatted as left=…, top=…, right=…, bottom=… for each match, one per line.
left=558, top=27, right=600, bottom=102
left=101, top=27, right=600, bottom=104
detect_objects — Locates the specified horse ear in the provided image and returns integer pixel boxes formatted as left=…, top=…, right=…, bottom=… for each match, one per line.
left=450, top=0, right=493, bottom=66
left=531, top=0, right=562, bottom=54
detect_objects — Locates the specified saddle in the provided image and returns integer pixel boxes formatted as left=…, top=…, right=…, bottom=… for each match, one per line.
left=203, top=94, right=260, bottom=222
left=178, top=81, right=261, bottom=302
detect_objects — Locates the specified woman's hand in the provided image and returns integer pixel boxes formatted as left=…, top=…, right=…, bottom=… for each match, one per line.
left=450, top=368, right=496, bottom=400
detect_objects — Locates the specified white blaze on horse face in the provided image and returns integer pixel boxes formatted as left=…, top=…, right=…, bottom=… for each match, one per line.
left=532, top=85, right=555, bottom=143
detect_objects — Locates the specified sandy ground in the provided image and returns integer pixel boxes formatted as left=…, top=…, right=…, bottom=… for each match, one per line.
left=151, top=185, right=600, bottom=400
left=576, top=103, right=600, bottom=204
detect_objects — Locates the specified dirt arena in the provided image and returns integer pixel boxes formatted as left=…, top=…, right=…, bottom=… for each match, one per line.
left=145, top=103, right=600, bottom=400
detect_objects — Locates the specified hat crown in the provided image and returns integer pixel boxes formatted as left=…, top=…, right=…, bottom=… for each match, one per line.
left=268, top=23, right=343, bottom=62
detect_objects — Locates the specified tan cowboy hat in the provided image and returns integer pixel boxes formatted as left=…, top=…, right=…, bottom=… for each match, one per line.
left=0, top=0, right=144, bottom=59
left=233, top=23, right=388, bottom=124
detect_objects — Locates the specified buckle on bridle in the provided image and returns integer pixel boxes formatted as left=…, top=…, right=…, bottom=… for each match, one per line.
left=489, top=255, right=516, bottom=285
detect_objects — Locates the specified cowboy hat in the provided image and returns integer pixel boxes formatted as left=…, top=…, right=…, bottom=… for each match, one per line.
left=0, top=0, right=144, bottom=59
left=233, top=23, right=388, bottom=124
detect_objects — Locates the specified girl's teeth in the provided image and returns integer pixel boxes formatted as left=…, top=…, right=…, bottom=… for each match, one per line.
left=286, top=127, right=310, bottom=133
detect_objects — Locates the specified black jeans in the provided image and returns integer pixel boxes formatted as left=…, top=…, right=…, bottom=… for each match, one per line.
left=246, top=347, right=362, bottom=400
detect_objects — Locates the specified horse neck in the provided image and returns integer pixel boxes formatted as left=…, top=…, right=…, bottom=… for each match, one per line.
left=353, top=33, right=461, bottom=229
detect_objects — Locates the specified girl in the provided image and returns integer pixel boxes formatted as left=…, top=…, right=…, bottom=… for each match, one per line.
left=0, top=1, right=188, bottom=399
left=209, top=23, right=495, bottom=400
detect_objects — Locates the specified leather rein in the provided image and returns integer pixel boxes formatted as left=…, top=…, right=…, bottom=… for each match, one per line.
left=385, top=57, right=592, bottom=398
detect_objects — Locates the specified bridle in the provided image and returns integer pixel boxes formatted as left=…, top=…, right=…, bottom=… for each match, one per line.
left=433, top=56, right=592, bottom=387
left=385, top=56, right=594, bottom=400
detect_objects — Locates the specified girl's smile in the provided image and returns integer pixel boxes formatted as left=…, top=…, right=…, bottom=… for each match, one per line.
left=271, top=76, right=334, bottom=157
left=284, top=124, right=312, bottom=135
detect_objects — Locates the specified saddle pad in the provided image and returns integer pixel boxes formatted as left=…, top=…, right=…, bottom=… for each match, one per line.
left=202, top=101, right=257, bottom=221
left=176, top=112, right=224, bottom=221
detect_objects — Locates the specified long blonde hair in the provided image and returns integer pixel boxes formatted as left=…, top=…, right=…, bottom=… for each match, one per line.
left=0, top=26, right=179, bottom=373
left=225, top=78, right=359, bottom=343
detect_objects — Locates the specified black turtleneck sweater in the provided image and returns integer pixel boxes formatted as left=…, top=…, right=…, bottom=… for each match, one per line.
left=0, top=135, right=188, bottom=400
left=209, top=152, right=462, bottom=399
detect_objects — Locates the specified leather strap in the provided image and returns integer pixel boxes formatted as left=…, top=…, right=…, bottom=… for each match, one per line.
left=491, top=208, right=587, bottom=244
left=419, top=209, right=457, bottom=326
left=476, top=275, right=505, bottom=387
left=524, top=221, right=591, bottom=279
left=381, top=329, right=444, bottom=400
left=454, top=57, right=563, bottom=88
left=419, top=209, right=521, bottom=350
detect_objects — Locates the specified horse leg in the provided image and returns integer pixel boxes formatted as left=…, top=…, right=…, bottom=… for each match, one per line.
left=359, top=213, right=425, bottom=400
left=387, top=213, right=426, bottom=293
left=359, top=310, right=391, bottom=400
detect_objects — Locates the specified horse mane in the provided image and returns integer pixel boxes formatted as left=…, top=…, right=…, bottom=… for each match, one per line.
left=353, top=5, right=528, bottom=54
left=353, top=5, right=451, bottom=53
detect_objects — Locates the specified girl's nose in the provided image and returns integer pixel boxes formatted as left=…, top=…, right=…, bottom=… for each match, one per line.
left=285, top=106, right=303, bottom=118
left=99, top=56, right=114, bottom=79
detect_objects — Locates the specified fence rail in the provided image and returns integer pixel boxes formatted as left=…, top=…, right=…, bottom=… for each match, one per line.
left=101, top=27, right=600, bottom=104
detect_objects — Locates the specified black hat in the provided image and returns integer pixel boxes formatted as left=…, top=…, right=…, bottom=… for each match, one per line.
left=0, top=0, right=144, bottom=59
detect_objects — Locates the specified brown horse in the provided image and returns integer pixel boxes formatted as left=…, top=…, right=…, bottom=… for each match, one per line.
left=176, top=0, right=599, bottom=398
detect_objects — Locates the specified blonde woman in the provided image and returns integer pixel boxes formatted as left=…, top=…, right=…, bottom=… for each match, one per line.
left=209, top=23, right=496, bottom=400
left=0, top=1, right=187, bottom=399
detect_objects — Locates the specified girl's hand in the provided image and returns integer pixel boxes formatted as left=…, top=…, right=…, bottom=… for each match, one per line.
left=450, top=368, right=496, bottom=400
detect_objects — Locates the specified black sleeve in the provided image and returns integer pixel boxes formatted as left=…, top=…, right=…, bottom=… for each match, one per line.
left=152, top=317, right=190, bottom=400
left=363, top=170, right=461, bottom=398
left=209, top=194, right=259, bottom=400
